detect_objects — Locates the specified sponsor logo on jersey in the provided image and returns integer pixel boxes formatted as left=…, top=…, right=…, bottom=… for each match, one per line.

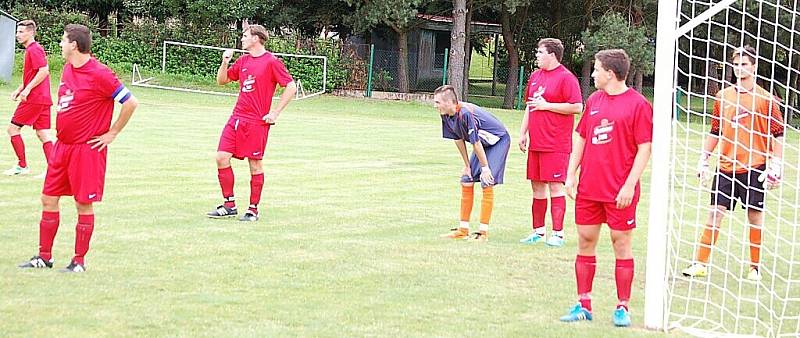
left=57, top=89, right=74, bottom=112
left=591, top=119, right=614, bottom=145
left=242, top=75, right=256, bottom=93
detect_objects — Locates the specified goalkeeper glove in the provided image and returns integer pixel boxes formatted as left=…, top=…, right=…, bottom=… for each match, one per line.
left=697, top=152, right=711, bottom=186
left=759, top=157, right=783, bottom=190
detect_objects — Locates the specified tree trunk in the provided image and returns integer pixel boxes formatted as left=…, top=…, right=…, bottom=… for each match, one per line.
left=635, top=69, right=643, bottom=93
left=449, top=0, right=468, bottom=99
left=462, top=0, right=473, bottom=100
left=500, top=7, right=519, bottom=109
left=581, top=57, right=592, bottom=100
left=396, top=29, right=410, bottom=93
left=706, top=61, right=720, bottom=96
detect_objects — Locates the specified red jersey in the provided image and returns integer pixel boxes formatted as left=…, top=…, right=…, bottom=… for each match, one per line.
left=56, top=58, right=131, bottom=144
left=227, top=52, right=293, bottom=125
left=526, top=64, right=582, bottom=153
left=22, top=41, right=52, bottom=105
left=575, top=88, right=653, bottom=202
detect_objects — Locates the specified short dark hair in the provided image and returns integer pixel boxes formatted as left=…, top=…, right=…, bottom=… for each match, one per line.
left=17, top=20, right=36, bottom=32
left=538, top=38, right=564, bottom=62
left=246, top=24, right=269, bottom=44
left=595, top=49, right=630, bottom=81
left=434, top=85, right=459, bottom=103
left=731, top=46, right=757, bottom=64
left=65, top=24, right=92, bottom=54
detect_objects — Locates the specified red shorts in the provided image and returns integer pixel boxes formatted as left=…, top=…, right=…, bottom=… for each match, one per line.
left=217, top=117, right=271, bottom=160
left=575, top=196, right=638, bottom=231
left=42, top=142, right=107, bottom=204
left=527, top=151, right=569, bottom=182
left=12, top=103, right=51, bottom=130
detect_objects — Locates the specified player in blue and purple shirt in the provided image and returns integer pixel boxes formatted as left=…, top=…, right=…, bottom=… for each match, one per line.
left=435, top=85, right=510, bottom=242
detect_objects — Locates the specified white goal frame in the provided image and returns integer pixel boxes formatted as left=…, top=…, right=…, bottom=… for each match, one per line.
left=131, top=40, right=328, bottom=100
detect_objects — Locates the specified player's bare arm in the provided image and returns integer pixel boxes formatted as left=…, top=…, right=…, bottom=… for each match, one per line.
left=216, top=49, right=234, bottom=85
left=565, top=135, right=586, bottom=199
left=616, top=142, right=652, bottom=209
left=518, top=109, right=530, bottom=152
left=263, top=81, right=297, bottom=124
left=88, top=96, right=139, bottom=151
left=455, top=139, right=470, bottom=174
left=18, top=66, right=50, bottom=102
left=527, top=97, right=583, bottom=115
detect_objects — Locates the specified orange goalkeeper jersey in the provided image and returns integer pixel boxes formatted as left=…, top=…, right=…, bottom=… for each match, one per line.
left=710, top=85, right=784, bottom=174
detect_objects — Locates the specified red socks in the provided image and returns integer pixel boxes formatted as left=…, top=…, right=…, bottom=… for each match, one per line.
left=38, top=211, right=60, bottom=261
left=575, top=255, right=597, bottom=311
left=250, top=173, right=264, bottom=213
left=551, top=196, right=566, bottom=232
left=10, top=134, right=26, bottom=168
left=218, top=167, right=235, bottom=208
left=615, top=258, right=635, bottom=310
left=532, top=198, right=547, bottom=231
left=73, top=214, right=95, bottom=265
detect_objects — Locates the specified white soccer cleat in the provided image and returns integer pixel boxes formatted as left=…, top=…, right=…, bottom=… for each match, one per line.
left=682, top=262, right=708, bottom=277
left=747, top=267, right=762, bottom=281
left=3, top=164, right=30, bottom=176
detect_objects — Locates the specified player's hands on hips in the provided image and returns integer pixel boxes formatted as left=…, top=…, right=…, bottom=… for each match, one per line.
left=88, top=131, right=117, bottom=151
left=263, top=112, right=278, bottom=124
left=697, top=153, right=711, bottom=186
left=479, top=166, right=495, bottom=188
left=615, top=183, right=635, bottom=209
left=222, top=49, right=234, bottom=63
left=518, top=134, right=528, bottom=153
left=759, top=157, right=783, bottom=190
left=565, top=172, right=577, bottom=200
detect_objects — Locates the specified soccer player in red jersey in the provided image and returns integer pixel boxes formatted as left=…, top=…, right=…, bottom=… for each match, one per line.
left=18, top=24, right=139, bottom=272
left=208, top=24, right=297, bottom=222
left=518, top=38, right=583, bottom=247
left=5, top=20, right=54, bottom=176
left=559, top=49, right=652, bottom=327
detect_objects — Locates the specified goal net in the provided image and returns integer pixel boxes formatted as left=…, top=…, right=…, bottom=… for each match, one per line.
left=131, top=41, right=328, bottom=100
left=646, top=1, right=800, bottom=337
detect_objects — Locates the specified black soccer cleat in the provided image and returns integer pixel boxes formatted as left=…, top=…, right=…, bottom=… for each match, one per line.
left=239, top=210, right=259, bottom=222
left=18, top=255, right=54, bottom=269
left=58, top=260, right=86, bottom=273
left=207, top=204, right=238, bottom=218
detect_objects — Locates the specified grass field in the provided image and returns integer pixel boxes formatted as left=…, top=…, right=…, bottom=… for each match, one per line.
left=0, top=70, right=679, bottom=337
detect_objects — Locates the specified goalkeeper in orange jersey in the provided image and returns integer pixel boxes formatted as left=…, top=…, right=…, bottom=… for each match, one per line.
left=682, top=46, right=785, bottom=282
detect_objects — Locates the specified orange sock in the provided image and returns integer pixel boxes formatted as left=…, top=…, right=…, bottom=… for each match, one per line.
left=696, top=225, right=720, bottom=263
left=479, top=186, right=494, bottom=225
left=460, top=185, right=474, bottom=222
left=749, top=224, right=762, bottom=268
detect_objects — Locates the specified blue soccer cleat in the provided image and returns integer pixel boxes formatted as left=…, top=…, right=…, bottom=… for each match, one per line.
left=613, top=306, right=631, bottom=327
left=560, top=303, right=592, bottom=322
left=520, top=232, right=545, bottom=244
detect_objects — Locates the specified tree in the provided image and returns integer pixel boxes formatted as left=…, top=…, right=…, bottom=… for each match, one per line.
left=448, top=0, right=468, bottom=97
left=347, top=0, right=425, bottom=93
left=580, top=11, right=654, bottom=93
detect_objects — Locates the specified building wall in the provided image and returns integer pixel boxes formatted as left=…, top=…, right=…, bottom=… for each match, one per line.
left=0, top=16, right=15, bottom=82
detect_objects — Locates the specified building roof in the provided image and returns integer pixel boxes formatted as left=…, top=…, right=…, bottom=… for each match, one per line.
left=417, top=14, right=500, bottom=28
left=0, top=9, right=17, bottom=21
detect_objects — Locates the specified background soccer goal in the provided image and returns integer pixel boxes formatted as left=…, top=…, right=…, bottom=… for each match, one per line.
left=131, top=41, right=328, bottom=100
left=646, top=0, right=800, bottom=337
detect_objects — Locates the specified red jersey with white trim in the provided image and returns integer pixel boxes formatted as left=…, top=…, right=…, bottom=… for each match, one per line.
left=526, top=64, right=583, bottom=153
left=575, top=89, right=653, bottom=202
left=22, top=41, right=52, bottom=105
left=56, top=58, right=131, bottom=144
left=227, top=52, right=293, bottom=125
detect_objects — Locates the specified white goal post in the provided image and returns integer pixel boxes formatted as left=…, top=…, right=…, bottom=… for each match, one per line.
left=131, top=40, right=328, bottom=100
left=647, top=1, right=800, bottom=337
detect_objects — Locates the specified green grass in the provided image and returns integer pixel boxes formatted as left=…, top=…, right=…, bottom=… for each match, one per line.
left=3, top=66, right=795, bottom=337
